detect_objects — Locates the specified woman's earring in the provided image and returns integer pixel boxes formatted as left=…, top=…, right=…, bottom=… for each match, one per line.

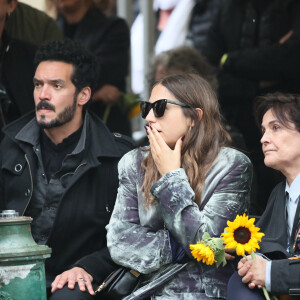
left=189, top=125, right=193, bottom=131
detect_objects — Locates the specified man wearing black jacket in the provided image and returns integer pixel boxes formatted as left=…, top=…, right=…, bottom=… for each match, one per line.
left=0, top=39, right=135, bottom=299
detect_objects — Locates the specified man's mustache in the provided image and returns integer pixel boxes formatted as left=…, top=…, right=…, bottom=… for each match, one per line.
left=36, top=101, right=55, bottom=112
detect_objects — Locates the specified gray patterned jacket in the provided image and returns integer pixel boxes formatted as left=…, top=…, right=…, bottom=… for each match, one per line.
left=106, top=147, right=252, bottom=299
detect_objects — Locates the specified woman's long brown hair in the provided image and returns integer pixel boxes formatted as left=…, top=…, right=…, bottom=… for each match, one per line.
left=141, top=74, right=231, bottom=207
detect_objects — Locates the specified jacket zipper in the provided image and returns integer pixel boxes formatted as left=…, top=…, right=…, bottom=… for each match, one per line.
left=22, top=154, right=33, bottom=216
left=61, top=162, right=87, bottom=178
left=73, top=162, right=87, bottom=174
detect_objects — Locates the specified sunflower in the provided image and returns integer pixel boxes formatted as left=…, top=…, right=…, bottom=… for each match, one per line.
left=190, top=242, right=216, bottom=265
left=222, top=214, right=265, bottom=256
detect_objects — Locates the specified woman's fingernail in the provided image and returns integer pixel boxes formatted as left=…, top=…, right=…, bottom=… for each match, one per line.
left=181, top=135, right=185, bottom=141
left=150, top=126, right=153, bottom=130
left=144, top=125, right=148, bottom=135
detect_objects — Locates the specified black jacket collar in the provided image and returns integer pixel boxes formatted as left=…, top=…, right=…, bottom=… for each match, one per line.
left=2, top=110, right=123, bottom=159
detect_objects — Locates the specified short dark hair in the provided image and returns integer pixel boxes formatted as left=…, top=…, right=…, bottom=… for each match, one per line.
left=148, top=46, right=218, bottom=92
left=34, top=39, right=99, bottom=95
left=254, top=93, right=300, bottom=131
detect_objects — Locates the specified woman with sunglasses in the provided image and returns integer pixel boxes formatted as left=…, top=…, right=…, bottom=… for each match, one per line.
left=106, top=73, right=252, bottom=299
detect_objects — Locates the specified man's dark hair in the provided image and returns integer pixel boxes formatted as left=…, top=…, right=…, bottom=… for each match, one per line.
left=34, top=39, right=99, bottom=95
left=254, top=93, right=300, bottom=131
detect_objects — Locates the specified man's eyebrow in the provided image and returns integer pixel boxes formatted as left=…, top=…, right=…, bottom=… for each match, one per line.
left=48, top=79, right=66, bottom=84
left=33, top=78, right=66, bottom=84
left=33, top=77, right=41, bottom=83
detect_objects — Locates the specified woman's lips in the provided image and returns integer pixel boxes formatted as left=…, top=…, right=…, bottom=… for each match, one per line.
left=263, top=149, right=275, bottom=154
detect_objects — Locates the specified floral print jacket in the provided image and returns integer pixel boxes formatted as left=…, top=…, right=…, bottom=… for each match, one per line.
left=106, top=147, right=252, bottom=299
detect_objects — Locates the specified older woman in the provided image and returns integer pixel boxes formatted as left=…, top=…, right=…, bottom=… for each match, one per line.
left=227, top=93, right=300, bottom=299
left=106, top=73, right=252, bottom=299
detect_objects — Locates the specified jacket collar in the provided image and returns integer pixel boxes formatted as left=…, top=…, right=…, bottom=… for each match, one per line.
left=84, top=111, right=123, bottom=159
left=15, top=117, right=40, bottom=146
left=3, top=110, right=123, bottom=159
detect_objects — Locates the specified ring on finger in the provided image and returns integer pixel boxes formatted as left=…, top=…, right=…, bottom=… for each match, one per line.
left=77, top=278, right=86, bottom=282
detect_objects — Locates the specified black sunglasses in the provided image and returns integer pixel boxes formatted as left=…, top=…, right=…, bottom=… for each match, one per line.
left=140, top=99, right=191, bottom=119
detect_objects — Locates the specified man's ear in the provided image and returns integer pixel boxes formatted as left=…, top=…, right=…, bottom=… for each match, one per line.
left=8, top=0, right=18, bottom=15
left=77, top=87, right=91, bottom=106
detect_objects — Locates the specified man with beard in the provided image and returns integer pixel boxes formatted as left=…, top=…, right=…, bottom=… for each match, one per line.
left=0, top=39, right=135, bottom=299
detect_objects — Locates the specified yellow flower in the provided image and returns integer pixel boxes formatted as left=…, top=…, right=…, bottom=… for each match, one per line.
left=190, top=242, right=216, bottom=265
left=222, top=214, right=265, bottom=256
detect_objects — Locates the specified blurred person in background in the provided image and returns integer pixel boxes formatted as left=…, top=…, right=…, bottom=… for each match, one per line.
left=6, top=1, right=62, bottom=46
left=148, top=46, right=218, bottom=93
left=202, top=0, right=300, bottom=212
left=0, top=0, right=37, bottom=138
left=131, top=0, right=221, bottom=94
left=51, top=0, right=131, bottom=135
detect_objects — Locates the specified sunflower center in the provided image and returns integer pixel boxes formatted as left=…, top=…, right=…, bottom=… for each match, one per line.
left=233, top=227, right=251, bottom=244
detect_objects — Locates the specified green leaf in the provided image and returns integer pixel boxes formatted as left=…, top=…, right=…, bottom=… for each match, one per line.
left=213, top=238, right=225, bottom=250
left=214, top=249, right=227, bottom=268
left=202, top=232, right=211, bottom=241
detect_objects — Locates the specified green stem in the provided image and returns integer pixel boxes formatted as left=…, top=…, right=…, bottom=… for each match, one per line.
left=245, top=252, right=270, bottom=300
left=262, top=287, right=271, bottom=300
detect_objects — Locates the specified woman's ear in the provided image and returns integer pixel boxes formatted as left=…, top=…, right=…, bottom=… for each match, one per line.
left=189, top=108, right=203, bottom=128
left=196, top=108, right=203, bottom=121
left=78, top=87, right=91, bottom=106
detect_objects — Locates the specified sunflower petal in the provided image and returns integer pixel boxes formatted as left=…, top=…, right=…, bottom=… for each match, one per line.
left=225, top=241, right=237, bottom=249
left=236, top=244, right=245, bottom=256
